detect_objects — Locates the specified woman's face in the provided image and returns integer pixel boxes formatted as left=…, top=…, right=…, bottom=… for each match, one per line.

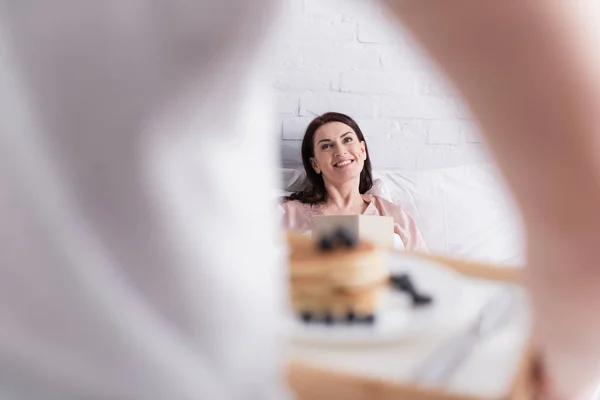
left=310, top=121, right=367, bottom=186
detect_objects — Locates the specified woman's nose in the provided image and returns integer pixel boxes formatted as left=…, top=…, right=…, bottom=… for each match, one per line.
left=334, top=148, right=347, bottom=157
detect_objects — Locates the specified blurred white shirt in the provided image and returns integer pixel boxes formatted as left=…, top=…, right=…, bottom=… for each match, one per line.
left=0, top=1, right=287, bottom=399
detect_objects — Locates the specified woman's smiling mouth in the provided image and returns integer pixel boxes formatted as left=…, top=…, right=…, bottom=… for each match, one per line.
left=334, top=159, right=354, bottom=168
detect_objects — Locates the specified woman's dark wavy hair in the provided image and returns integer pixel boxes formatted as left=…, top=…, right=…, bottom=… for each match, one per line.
left=285, top=112, right=373, bottom=204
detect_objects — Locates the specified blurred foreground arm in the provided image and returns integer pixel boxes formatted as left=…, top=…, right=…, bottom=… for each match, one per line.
left=387, top=1, right=600, bottom=398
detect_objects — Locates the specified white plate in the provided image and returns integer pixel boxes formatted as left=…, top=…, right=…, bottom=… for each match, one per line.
left=289, top=252, right=466, bottom=346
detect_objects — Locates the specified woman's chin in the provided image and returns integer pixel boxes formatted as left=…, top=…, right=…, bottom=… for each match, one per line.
left=329, top=166, right=362, bottom=180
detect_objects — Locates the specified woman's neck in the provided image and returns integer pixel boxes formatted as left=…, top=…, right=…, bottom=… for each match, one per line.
left=322, top=179, right=366, bottom=214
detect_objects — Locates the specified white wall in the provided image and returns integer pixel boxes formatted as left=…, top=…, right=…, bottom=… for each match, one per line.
left=271, top=0, right=490, bottom=169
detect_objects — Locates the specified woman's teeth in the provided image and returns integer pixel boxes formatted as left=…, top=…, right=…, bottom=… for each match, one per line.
left=335, top=160, right=353, bottom=167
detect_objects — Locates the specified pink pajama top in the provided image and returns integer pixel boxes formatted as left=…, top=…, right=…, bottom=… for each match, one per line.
left=282, top=194, right=428, bottom=252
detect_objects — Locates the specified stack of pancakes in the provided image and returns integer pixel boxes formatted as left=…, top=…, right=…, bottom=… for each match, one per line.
left=287, top=231, right=389, bottom=322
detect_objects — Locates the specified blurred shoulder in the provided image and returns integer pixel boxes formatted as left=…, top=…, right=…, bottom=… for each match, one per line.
left=281, top=199, right=314, bottom=232
left=369, top=194, right=415, bottom=219
left=281, top=199, right=306, bottom=212
left=370, top=194, right=402, bottom=211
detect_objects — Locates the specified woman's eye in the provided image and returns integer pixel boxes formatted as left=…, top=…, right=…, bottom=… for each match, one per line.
left=344, top=137, right=353, bottom=143
left=321, top=144, right=331, bottom=150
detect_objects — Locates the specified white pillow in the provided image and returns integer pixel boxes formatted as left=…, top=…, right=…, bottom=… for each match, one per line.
left=378, top=165, right=524, bottom=265
left=282, top=169, right=304, bottom=192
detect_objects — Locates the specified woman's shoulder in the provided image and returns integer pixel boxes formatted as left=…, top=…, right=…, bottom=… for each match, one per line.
left=368, top=194, right=411, bottom=217
left=282, top=198, right=308, bottom=211
left=369, top=194, right=399, bottom=209
left=281, top=199, right=314, bottom=231
left=281, top=198, right=320, bottom=219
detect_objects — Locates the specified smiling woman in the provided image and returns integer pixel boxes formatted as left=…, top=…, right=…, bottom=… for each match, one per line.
left=282, top=112, right=428, bottom=252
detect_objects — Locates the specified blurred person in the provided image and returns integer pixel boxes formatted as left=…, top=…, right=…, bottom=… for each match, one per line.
left=1, top=1, right=600, bottom=399
left=0, top=1, right=287, bottom=399
left=282, top=112, right=427, bottom=252
left=389, top=2, right=600, bottom=398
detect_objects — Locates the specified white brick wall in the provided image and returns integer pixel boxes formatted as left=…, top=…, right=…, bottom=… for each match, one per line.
left=271, top=0, right=491, bottom=169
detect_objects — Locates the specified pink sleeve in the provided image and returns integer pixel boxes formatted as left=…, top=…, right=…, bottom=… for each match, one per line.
left=394, top=208, right=428, bottom=252
left=375, top=197, right=428, bottom=252
left=281, top=200, right=313, bottom=233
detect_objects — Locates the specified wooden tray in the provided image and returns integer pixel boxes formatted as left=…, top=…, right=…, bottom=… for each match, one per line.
left=287, top=252, right=535, bottom=400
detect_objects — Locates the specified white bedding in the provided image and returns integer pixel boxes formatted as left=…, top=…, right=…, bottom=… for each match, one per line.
left=280, top=164, right=524, bottom=265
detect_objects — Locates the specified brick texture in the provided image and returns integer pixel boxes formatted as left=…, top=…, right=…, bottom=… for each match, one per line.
left=272, top=0, right=489, bottom=169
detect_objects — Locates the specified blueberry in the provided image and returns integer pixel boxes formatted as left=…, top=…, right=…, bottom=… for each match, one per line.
left=334, top=227, right=357, bottom=248
left=300, top=311, right=313, bottom=323
left=324, top=313, right=334, bottom=325
left=336, top=228, right=356, bottom=247
left=356, top=314, right=376, bottom=324
left=318, top=236, right=334, bottom=251
left=390, top=274, right=434, bottom=307
left=346, top=311, right=356, bottom=323
left=413, top=294, right=433, bottom=306
left=390, top=274, right=414, bottom=292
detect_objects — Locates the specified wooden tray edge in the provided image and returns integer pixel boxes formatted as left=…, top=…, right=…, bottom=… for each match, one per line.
left=288, top=252, right=533, bottom=399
